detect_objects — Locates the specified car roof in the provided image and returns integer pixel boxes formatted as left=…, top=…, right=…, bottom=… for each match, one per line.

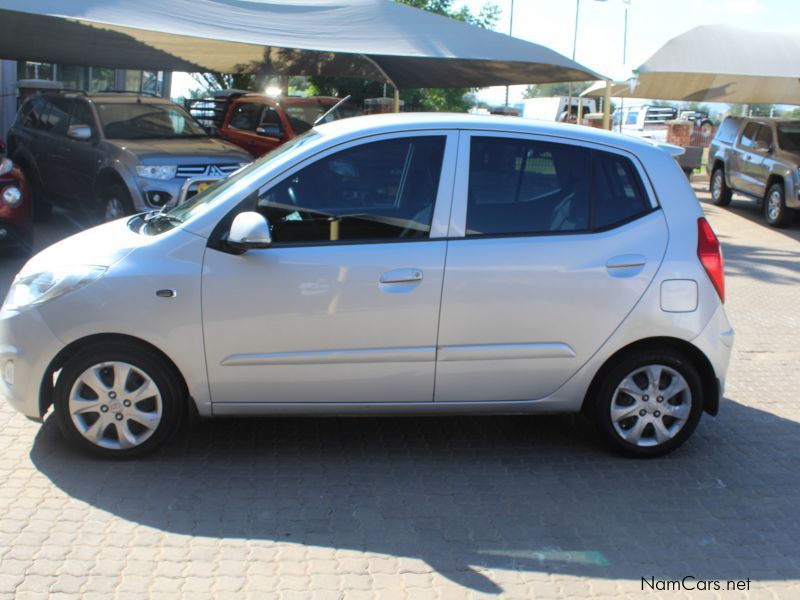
left=45, top=92, right=173, bottom=104
left=315, top=112, right=662, bottom=154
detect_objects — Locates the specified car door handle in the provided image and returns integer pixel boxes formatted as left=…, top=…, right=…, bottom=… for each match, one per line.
left=380, top=268, right=423, bottom=284
left=606, top=254, right=646, bottom=269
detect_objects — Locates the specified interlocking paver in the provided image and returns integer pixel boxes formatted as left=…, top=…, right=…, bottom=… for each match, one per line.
left=0, top=194, right=799, bottom=597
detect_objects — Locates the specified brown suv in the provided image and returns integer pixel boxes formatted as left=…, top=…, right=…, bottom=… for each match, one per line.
left=708, top=117, right=800, bottom=227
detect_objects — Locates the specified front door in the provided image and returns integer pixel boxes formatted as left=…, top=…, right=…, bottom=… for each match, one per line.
left=202, top=132, right=456, bottom=405
left=435, top=133, right=668, bottom=402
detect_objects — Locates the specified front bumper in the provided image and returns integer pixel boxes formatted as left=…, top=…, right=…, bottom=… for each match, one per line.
left=0, top=307, right=64, bottom=420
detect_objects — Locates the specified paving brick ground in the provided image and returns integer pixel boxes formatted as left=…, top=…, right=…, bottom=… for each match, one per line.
left=0, top=186, right=798, bottom=599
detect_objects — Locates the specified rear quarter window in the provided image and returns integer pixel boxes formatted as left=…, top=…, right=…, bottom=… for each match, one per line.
left=591, top=152, right=650, bottom=230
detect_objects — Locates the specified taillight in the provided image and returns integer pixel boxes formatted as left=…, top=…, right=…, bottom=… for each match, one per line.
left=697, top=217, right=724, bottom=302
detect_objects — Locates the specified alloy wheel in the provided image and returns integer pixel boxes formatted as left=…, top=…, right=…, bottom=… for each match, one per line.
left=105, top=197, right=126, bottom=222
left=610, top=364, right=692, bottom=447
left=68, top=361, right=163, bottom=450
left=767, top=190, right=782, bottom=222
left=712, top=172, right=723, bottom=202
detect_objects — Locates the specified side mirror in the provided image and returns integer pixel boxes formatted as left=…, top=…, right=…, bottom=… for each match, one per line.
left=227, top=211, right=272, bottom=251
left=67, top=125, right=92, bottom=141
left=256, top=124, right=283, bottom=138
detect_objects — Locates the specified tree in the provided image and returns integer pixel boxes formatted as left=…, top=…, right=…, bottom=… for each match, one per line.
left=308, top=0, right=500, bottom=111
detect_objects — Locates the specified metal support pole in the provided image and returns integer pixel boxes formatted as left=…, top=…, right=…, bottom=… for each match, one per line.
left=394, top=88, right=400, bottom=113
left=577, top=98, right=584, bottom=124
left=505, top=0, right=515, bottom=106
left=603, top=79, right=612, bottom=130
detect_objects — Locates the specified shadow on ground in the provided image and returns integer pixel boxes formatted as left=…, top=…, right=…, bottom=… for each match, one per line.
left=30, top=401, right=800, bottom=594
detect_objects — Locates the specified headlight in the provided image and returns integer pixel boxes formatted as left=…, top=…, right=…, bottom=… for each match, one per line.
left=136, top=165, right=177, bottom=180
left=2, top=265, right=108, bottom=312
left=0, top=158, right=13, bottom=177
left=1, top=186, right=22, bottom=207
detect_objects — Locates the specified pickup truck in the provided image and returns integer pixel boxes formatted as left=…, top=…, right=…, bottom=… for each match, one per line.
left=189, top=91, right=361, bottom=158
left=708, top=117, right=800, bottom=227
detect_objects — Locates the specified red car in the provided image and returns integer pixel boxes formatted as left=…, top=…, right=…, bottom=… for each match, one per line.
left=0, top=141, right=32, bottom=256
left=190, top=92, right=361, bottom=158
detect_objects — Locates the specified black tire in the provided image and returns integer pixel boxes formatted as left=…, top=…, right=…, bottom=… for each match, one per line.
left=589, top=349, right=704, bottom=457
left=98, top=183, right=134, bottom=223
left=20, top=164, right=52, bottom=222
left=764, top=182, right=793, bottom=228
left=710, top=168, right=732, bottom=207
left=54, top=341, right=185, bottom=459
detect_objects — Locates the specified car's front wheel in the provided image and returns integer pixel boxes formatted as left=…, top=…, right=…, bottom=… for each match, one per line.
left=764, top=182, right=793, bottom=228
left=99, top=184, right=133, bottom=223
left=590, top=350, right=704, bottom=457
left=54, top=342, right=185, bottom=459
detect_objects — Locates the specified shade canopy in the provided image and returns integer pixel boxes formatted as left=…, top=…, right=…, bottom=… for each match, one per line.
left=580, top=80, right=631, bottom=99
left=0, top=0, right=602, bottom=89
left=632, top=25, right=800, bottom=104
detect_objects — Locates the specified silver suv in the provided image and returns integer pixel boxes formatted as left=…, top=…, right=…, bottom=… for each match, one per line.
left=7, top=92, right=252, bottom=222
left=708, top=117, right=800, bottom=227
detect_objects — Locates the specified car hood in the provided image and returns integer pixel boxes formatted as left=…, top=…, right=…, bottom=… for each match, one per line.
left=109, top=137, right=251, bottom=164
left=19, top=219, right=147, bottom=276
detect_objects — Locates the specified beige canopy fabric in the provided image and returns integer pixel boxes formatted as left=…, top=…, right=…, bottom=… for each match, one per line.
left=0, top=0, right=602, bottom=89
left=632, top=25, right=800, bottom=104
left=580, top=80, right=631, bottom=99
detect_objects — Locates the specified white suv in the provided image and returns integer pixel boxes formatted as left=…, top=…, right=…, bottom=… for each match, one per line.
left=0, top=114, right=733, bottom=458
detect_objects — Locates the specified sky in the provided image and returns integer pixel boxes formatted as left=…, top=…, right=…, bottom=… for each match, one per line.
left=173, top=0, right=800, bottom=107
left=459, top=0, right=800, bottom=105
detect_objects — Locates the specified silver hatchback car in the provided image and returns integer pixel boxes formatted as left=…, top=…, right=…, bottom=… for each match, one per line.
left=0, top=114, right=733, bottom=458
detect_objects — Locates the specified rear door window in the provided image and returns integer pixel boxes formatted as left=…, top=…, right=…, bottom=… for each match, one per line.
left=465, top=137, right=650, bottom=236
left=591, top=152, right=650, bottom=229
left=15, top=96, right=47, bottom=130
left=466, top=137, right=591, bottom=235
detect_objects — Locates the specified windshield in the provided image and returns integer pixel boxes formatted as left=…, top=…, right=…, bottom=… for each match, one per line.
left=777, top=124, right=800, bottom=152
left=97, top=102, right=207, bottom=140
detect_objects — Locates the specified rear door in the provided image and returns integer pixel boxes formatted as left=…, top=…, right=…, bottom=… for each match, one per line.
left=434, top=132, right=668, bottom=402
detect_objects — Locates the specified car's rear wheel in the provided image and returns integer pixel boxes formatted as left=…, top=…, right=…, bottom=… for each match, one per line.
left=710, top=168, right=732, bottom=207
left=54, top=342, right=185, bottom=459
left=99, top=184, right=133, bottom=223
left=590, top=350, right=704, bottom=457
left=764, top=182, right=793, bottom=228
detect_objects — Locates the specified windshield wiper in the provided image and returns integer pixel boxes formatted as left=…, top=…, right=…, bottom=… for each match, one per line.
left=144, top=209, right=183, bottom=224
